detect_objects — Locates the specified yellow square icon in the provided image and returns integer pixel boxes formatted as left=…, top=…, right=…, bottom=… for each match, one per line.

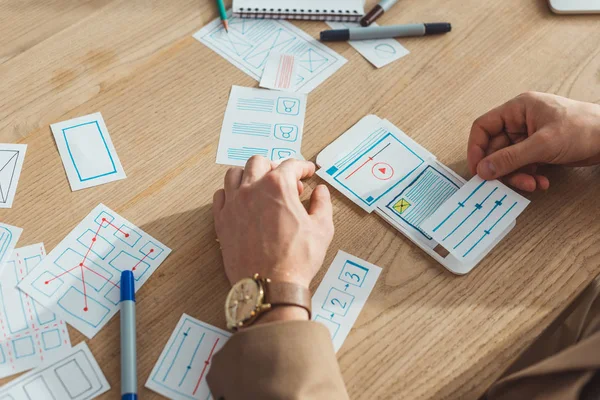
left=393, top=199, right=411, bottom=214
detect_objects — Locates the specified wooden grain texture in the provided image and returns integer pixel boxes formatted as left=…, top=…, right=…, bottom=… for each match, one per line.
left=1, top=0, right=599, bottom=398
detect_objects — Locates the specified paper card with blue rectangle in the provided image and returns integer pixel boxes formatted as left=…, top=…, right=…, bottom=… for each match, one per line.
left=316, top=115, right=435, bottom=213
left=146, top=314, right=231, bottom=400
left=0, top=244, right=72, bottom=379
left=18, top=204, right=171, bottom=338
left=312, top=250, right=381, bottom=352
left=0, top=342, right=109, bottom=400
left=50, top=113, right=126, bottom=191
left=421, top=175, right=530, bottom=261
left=0, top=222, right=22, bottom=276
left=217, top=86, right=307, bottom=167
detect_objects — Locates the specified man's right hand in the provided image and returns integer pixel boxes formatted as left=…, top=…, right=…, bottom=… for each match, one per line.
left=468, top=92, right=600, bottom=192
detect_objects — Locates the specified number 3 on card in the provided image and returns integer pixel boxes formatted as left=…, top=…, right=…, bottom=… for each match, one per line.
left=338, top=260, right=369, bottom=288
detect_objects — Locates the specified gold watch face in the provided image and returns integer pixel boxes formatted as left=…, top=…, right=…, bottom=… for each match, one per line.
left=225, top=277, right=263, bottom=329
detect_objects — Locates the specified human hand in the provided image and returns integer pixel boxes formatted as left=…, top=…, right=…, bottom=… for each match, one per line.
left=212, top=156, right=334, bottom=290
left=468, top=92, right=600, bottom=191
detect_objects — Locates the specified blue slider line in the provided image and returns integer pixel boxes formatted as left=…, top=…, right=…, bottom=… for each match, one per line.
left=454, top=194, right=507, bottom=250
left=178, top=332, right=205, bottom=387
left=163, top=327, right=191, bottom=382
left=463, top=201, right=517, bottom=257
left=443, top=187, right=498, bottom=241
left=432, top=180, right=487, bottom=232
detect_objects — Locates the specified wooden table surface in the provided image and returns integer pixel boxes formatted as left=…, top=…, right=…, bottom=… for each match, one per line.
left=1, top=0, right=600, bottom=398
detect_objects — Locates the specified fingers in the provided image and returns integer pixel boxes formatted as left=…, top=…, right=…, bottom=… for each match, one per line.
left=476, top=133, right=547, bottom=180
left=468, top=97, right=528, bottom=174
left=504, top=172, right=537, bottom=192
left=212, top=189, right=226, bottom=215
left=309, top=184, right=333, bottom=224
left=534, top=174, right=550, bottom=191
left=275, top=159, right=316, bottom=181
left=241, top=156, right=272, bottom=185
left=224, top=167, right=243, bottom=196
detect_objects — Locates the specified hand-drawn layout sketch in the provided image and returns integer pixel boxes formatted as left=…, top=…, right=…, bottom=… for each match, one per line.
left=194, top=14, right=347, bottom=93
left=312, top=251, right=381, bottom=352
left=50, top=113, right=126, bottom=191
left=0, top=244, right=71, bottom=379
left=0, top=144, right=27, bottom=209
left=18, top=204, right=171, bottom=338
left=146, top=314, right=231, bottom=400
left=0, top=342, right=110, bottom=400
left=421, top=176, right=529, bottom=260
left=217, top=86, right=306, bottom=166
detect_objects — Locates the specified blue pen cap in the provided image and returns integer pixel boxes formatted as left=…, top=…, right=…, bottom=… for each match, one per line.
left=120, top=270, right=136, bottom=302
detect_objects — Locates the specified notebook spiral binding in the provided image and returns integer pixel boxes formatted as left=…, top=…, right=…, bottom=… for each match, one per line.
left=233, top=9, right=363, bottom=22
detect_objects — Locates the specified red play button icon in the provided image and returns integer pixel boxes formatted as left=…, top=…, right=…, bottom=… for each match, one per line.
left=372, top=162, right=394, bottom=180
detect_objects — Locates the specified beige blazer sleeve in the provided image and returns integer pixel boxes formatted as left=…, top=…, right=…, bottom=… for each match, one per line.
left=207, top=320, right=349, bottom=400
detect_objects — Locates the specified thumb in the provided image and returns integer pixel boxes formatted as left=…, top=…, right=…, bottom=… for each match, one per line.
left=309, top=184, right=333, bottom=222
left=477, top=134, right=546, bottom=180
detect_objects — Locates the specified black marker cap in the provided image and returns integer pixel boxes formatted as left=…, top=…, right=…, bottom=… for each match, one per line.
left=320, top=29, right=350, bottom=42
left=424, top=23, right=452, bottom=35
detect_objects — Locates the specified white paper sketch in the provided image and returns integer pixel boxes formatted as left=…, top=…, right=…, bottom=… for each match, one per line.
left=0, top=244, right=72, bottom=379
left=217, top=86, right=306, bottom=167
left=146, top=314, right=231, bottom=400
left=326, top=22, right=409, bottom=68
left=18, top=204, right=171, bottom=338
left=312, top=250, right=381, bottom=352
left=259, top=53, right=299, bottom=91
left=0, top=342, right=110, bottom=400
left=194, top=13, right=347, bottom=93
left=50, top=113, right=126, bottom=191
left=0, top=144, right=27, bottom=209
left=421, top=175, right=530, bottom=260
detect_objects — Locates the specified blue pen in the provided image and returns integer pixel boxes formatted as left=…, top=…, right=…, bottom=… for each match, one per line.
left=120, top=270, right=137, bottom=400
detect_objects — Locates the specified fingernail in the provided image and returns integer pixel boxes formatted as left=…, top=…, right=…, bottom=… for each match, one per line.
left=480, top=160, right=496, bottom=178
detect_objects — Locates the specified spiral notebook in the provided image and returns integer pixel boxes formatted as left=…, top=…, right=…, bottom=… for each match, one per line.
left=232, top=0, right=365, bottom=21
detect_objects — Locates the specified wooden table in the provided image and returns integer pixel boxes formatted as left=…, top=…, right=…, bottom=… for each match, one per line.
left=1, top=0, right=599, bottom=398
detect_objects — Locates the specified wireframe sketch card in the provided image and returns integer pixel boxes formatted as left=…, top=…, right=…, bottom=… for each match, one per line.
left=50, top=112, right=126, bottom=191
left=0, top=244, right=72, bottom=379
left=217, top=86, right=307, bottom=166
left=18, top=204, right=171, bottom=338
left=0, top=143, right=27, bottom=209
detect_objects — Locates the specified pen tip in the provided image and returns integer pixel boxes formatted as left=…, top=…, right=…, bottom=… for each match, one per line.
left=223, top=20, right=229, bottom=32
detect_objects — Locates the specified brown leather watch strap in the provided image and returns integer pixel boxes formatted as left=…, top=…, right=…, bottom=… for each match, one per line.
left=264, top=281, right=312, bottom=318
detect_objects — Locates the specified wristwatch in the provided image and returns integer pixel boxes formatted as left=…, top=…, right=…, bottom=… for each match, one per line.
left=225, top=273, right=311, bottom=331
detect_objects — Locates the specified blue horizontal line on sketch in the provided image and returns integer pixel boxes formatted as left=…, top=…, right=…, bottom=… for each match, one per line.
left=228, top=147, right=269, bottom=161
left=236, top=107, right=274, bottom=112
left=463, top=201, right=518, bottom=258
left=231, top=122, right=272, bottom=137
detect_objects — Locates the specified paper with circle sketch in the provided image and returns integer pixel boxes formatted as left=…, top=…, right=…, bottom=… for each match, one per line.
left=18, top=204, right=171, bottom=339
left=0, top=342, right=110, bottom=400
left=0, top=144, right=27, bottom=209
left=421, top=175, right=530, bottom=261
left=259, top=53, right=299, bottom=92
left=0, top=222, right=22, bottom=276
left=50, top=112, right=126, bottom=191
left=193, top=12, right=347, bottom=94
left=326, top=22, right=409, bottom=68
left=316, top=115, right=434, bottom=213
left=146, top=314, right=231, bottom=400
left=217, top=86, right=306, bottom=167
left=0, top=244, right=72, bottom=379
left=312, top=250, right=381, bottom=352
